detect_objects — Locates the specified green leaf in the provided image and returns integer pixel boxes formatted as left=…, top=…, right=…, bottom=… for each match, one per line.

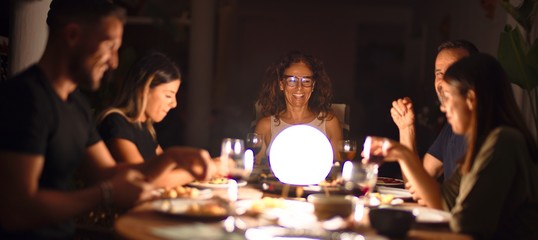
left=501, top=0, right=538, bottom=33
left=497, top=25, right=538, bottom=89
left=526, top=39, right=538, bottom=72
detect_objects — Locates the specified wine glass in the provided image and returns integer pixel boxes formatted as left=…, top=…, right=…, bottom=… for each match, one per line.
left=362, top=136, right=388, bottom=165
left=338, top=139, right=357, bottom=162
left=341, top=161, right=378, bottom=197
left=245, top=133, right=263, bottom=162
left=220, top=138, right=253, bottom=233
left=220, top=138, right=254, bottom=182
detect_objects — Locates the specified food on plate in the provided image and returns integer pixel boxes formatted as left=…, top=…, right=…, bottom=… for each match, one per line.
left=160, top=186, right=200, bottom=199
left=372, top=193, right=394, bottom=205
left=247, top=197, right=285, bottom=214
left=318, top=178, right=343, bottom=187
left=376, top=177, right=404, bottom=185
left=208, top=177, right=229, bottom=184
left=186, top=202, right=228, bottom=216
left=193, top=177, right=229, bottom=185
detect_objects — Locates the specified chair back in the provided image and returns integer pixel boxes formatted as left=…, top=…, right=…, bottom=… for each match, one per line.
left=251, top=102, right=350, bottom=137
left=331, top=103, right=350, bottom=138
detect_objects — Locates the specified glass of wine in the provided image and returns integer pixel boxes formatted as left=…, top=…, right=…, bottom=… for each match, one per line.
left=362, top=136, right=388, bottom=165
left=341, top=161, right=378, bottom=197
left=245, top=133, right=263, bottom=164
left=220, top=138, right=254, bottom=182
left=338, top=139, right=357, bottom=162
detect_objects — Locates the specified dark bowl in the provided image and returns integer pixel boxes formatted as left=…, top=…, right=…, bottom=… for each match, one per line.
left=369, top=208, right=415, bottom=238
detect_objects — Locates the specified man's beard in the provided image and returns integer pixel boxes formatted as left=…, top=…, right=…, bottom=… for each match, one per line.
left=68, top=58, right=110, bottom=92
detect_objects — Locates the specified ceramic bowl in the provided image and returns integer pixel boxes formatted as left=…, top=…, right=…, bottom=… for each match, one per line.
left=307, top=194, right=356, bottom=220
left=369, top=208, right=415, bottom=238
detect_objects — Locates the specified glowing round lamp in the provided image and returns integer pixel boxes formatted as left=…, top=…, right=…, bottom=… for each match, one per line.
left=269, top=125, right=333, bottom=185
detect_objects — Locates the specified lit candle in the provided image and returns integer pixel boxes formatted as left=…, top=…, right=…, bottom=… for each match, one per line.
left=342, top=161, right=353, bottom=181
left=244, top=149, right=254, bottom=174
left=228, top=179, right=238, bottom=202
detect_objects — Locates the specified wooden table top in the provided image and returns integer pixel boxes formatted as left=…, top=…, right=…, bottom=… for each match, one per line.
left=115, top=186, right=472, bottom=240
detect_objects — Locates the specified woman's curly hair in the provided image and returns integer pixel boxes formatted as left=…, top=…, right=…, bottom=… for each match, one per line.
left=257, top=51, right=334, bottom=123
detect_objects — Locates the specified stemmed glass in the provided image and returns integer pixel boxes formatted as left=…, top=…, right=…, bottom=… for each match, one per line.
left=220, top=138, right=253, bottom=234
left=341, top=161, right=378, bottom=198
left=362, top=136, right=388, bottom=165
left=220, top=138, right=254, bottom=182
left=245, top=133, right=263, bottom=163
left=338, top=139, right=357, bottom=162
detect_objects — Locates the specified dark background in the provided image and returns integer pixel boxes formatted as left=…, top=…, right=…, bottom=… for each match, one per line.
left=2, top=0, right=507, bottom=178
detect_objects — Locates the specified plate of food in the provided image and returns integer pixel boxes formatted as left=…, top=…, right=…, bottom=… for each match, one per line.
left=153, top=185, right=213, bottom=200
left=236, top=197, right=316, bottom=228
left=376, top=177, right=404, bottom=187
left=260, top=178, right=346, bottom=197
left=187, top=177, right=248, bottom=189
left=152, top=198, right=230, bottom=221
left=235, top=197, right=312, bottom=216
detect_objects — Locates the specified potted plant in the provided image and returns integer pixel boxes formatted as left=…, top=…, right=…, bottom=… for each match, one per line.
left=497, top=0, right=538, bottom=137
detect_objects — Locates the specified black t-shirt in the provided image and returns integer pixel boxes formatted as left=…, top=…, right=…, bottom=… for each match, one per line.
left=0, top=65, right=101, bottom=239
left=98, top=112, right=158, bottom=161
left=427, top=123, right=467, bottom=180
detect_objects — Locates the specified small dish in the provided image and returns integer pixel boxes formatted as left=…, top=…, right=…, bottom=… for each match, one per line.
left=307, top=194, right=356, bottom=221
left=369, top=208, right=415, bottom=238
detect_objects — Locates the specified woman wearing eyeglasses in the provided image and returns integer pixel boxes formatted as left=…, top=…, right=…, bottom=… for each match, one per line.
left=254, top=51, right=342, bottom=162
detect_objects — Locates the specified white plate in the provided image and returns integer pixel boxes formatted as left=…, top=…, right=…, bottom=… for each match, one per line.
left=187, top=180, right=247, bottom=189
left=392, top=206, right=452, bottom=224
left=152, top=198, right=229, bottom=221
left=376, top=177, right=404, bottom=187
left=245, top=226, right=388, bottom=240
left=153, top=188, right=213, bottom=200
left=235, top=199, right=314, bottom=216
left=236, top=199, right=317, bottom=228
left=376, top=186, right=413, bottom=199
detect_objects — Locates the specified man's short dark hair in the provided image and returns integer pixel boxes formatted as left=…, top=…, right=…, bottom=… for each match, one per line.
left=47, top=0, right=126, bottom=32
left=437, top=40, right=479, bottom=55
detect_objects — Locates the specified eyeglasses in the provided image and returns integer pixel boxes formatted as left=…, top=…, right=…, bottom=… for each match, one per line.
left=282, top=75, right=314, bottom=88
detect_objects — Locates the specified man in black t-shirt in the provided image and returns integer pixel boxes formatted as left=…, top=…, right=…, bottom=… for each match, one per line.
left=0, top=1, right=216, bottom=239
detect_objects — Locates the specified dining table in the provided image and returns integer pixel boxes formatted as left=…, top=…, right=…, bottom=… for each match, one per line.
left=114, top=183, right=472, bottom=240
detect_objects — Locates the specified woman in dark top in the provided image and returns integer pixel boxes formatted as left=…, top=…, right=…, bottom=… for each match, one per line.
left=367, top=54, right=538, bottom=239
left=98, top=52, right=194, bottom=186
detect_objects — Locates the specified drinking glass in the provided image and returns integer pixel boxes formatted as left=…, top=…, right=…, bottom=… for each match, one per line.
left=220, top=138, right=253, bottom=182
left=341, top=161, right=378, bottom=197
left=338, top=139, right=357, bottom=162
left=245, top=133, right=263, bottom=159
left=362, top=136, right=388, bottom=165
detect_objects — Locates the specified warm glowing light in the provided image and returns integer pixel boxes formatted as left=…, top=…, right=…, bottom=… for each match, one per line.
left=344, top=144, right=350, bottom=152
left=244, top=149, right=254, bottom=174
left=269, top=125, right=333, bottom=185
left=342, top=161, right=353, bottom=181
left=363, top=136, right=372, bottom=159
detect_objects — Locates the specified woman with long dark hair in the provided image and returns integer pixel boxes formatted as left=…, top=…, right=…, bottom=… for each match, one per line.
left=368, top=53, right=538, bottom=239
left=254, top=51, right=342, bottom=160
